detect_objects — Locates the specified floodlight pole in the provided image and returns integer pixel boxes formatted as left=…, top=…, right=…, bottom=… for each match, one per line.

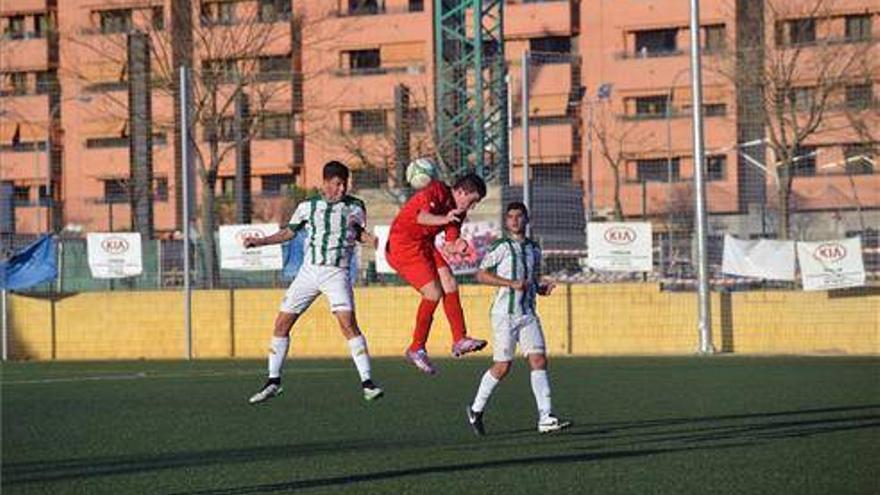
left=180, top=66, right=193, bottom=360
left=1, top=289, right=8, bottom=361
left=521, top=51, right=531, bottom=236
left=688, top=0, right=714, bottom=354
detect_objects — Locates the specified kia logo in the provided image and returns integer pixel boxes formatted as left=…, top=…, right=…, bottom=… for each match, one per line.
left=236, top=229, right=264, bottom=244
left=813, top=243, right=846, bottom=262
left=604, top=227, right=637, bottom=245
left=101, top=237, right=129, bottom=254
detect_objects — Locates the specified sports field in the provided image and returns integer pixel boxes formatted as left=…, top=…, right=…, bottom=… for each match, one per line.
left=2, top=356, right=878, bottom=494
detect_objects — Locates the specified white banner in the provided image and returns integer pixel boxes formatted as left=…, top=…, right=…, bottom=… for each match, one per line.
left=86, top=233, right=143, bottom=279
left=373, top=225, right=393, bottom=274
left=219, top=224, right=283, bottom=271
left=721, top=234, right=796, bottom=281
left=587, top=222, right=653, bottom=272
left=797, top=237, right=865, bottom=291
left=375, top=221, right=502, bottom=275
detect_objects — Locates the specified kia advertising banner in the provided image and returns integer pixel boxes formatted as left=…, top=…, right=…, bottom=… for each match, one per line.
left=797, top=237, right=865, bottom=291
left=86, top=233, right=143, bottom=279
left=587, top=222, right=653, bottom=272
left=219, top=224, right=283, bottom=271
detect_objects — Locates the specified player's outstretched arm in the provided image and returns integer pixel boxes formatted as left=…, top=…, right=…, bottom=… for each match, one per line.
left=476, top=269, right=525, bottom=290
left=244, top=228, right=294, bottom=249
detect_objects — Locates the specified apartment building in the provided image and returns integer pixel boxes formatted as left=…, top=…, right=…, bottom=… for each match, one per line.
left=1, top=0, right=877, bottom=238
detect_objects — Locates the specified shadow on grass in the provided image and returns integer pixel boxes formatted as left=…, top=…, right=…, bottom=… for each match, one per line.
left=4, top=404, right=878, bottom=491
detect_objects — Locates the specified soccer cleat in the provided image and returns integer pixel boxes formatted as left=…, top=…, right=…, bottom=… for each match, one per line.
left=466, top=406, right=485, bottom=436
left=248, top=381, right=283, bottom=404
left=537, top=415, right=572, bottom=434
left=404, top=348, right=437, bottom=375
left=362, top=380, right=385, bottom=401
left=451, top=337, right=488, bottom=358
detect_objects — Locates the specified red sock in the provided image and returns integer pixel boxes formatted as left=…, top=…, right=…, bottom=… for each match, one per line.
left=410, top=298, right=439, bottom=352
left=443, top=291, right=467, bottom=342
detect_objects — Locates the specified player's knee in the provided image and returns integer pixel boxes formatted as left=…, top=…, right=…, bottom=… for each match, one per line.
left=491, top=361, right=512, bottom=379
left=420, top=282, right=443, bottom=301
left=274, top=312, right=297, bottom=336
left=528, top=353, right=547, bottom=370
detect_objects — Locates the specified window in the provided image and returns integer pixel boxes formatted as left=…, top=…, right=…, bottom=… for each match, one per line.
left=783, top=87, right=815, bottom=111
left=348, top=0, right=380, bottom=16
left=259, top=113, right=293, bottom=139
left=845, top=14, right=871, bottom=41
left=407, top=108, right=428, bottom=132
left=633, top=95, right=668, bottom=117
left=636, top=158, right=679, bottom=182
left=100, top=9, right=132, bottom=34
left=220, top=177, right=235, bottom=195
left=13, top=185, right=30, bottom=206
left=704, top=24, right=726, bottom=53
left=103, top=180, right=128, bottom=203
left=845, top=83, right=873, bottom=109
left=790, top=146, right=816, bottom=176
left=259, top=55, right=291, bottom=80
left=534, top=163, right=573, bottom=184
left=87, top=137, right=129, bottom=148
left=262, top=174, right=296, bottom=196
left=409, top=0, right=424, bottom=12
left=634, top=29, right=678, bottom=57
left=204, top=59, right=239, bottom=83
left=38, top=185, right=51, bottom=206
left=34, top=14, right=47, bottom=38
left=259, top=0, right=292, bottom=22
left=219, top=2, right=236, bottom=24
left=204, top=116, right=235, bottom=142
left=151, top=6, right=164, bottom=31
left=704, top=103, right=727, bottom=117
left=348, top=49, right=381, bottom=72
left=788, top=18, right=815, bottom=45
left=36, top=71, right=55, bottom=95
left=844, top=144, right=875, bottom=175
left=349, top=110, right=386, bottom=134
left=706, top=155, right=726, bottom=181
left=5, top=16, right=25, bottom=39
left=154, top=178, right=169, bottom=201
left=5, top=72, right=29, bottom=95
left=530, top=36, right=571, bottom=54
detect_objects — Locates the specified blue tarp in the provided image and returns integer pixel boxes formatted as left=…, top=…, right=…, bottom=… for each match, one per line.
left=0, top=235, right=57, bottom=290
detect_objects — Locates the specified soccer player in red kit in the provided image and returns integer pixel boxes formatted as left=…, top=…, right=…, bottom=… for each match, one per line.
left=387, top=173, right=489, bottom=374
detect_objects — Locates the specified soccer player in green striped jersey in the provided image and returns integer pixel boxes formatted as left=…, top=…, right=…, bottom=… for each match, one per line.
left=244, top=161, right=384, bottom=404
left=466, top=202, right=571, bottom=435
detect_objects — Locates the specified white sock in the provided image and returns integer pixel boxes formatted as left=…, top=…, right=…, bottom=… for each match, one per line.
left=471, top=370, right=500, bottom=413
left=268, top=336, right=290, bottom=379
left=530, top=369, right=552, bottom=421
left=347, top=335, right=372, bottom=383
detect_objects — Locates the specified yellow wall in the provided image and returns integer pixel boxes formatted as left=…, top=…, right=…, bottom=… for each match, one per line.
left=5, top=284, right=878, bottom=360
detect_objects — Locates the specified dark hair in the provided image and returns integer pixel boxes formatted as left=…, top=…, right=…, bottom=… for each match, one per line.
left=323, top=161, right=350, bottom=182
left=453, top=173, right=487, bottom=199
left=506, top=201, right=529, bottom=217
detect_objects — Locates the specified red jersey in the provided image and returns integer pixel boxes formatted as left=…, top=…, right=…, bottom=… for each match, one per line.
left=389, top=179, right=463, bottom=245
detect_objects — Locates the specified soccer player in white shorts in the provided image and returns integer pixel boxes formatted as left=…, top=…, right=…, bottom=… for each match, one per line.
left=466, top=202, right=571, bottom=435
left=244, top=161, right=384, bottom=404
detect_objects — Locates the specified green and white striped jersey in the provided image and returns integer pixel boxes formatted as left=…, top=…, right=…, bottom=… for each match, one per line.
left=288, top=195, right=366, bottom=268
left=479, top=237, right=542, bottom=316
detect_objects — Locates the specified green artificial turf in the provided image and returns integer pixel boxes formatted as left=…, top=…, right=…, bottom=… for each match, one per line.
left=2, top=356, right=878, bottom=494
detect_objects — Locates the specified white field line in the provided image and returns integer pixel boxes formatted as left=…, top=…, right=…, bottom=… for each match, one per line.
left=1, top=368, right=351, bottom=385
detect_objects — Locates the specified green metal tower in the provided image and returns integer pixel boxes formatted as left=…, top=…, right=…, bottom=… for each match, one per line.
left=434, top=0, right=507, bottom=183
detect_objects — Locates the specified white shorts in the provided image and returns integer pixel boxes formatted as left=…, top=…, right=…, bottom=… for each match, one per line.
left=279, top=263, right=354, bottom=315
left=490, top=313, right=546, bottom=362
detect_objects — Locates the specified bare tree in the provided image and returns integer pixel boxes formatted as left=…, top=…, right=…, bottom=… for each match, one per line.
left=590, top=102, right=658, bottom=221
left=718, top=0, right=878, bottom=238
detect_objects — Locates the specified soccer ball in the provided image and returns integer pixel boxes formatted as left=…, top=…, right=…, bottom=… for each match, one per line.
left=406, top=157, right=437, bottom=189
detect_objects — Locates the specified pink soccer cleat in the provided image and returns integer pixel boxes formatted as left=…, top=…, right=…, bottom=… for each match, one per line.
left=451, top=336, right=488, bottom=357
left=405, top=348, right=437, bottom=375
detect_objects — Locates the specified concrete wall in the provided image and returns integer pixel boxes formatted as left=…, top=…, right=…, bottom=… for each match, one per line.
left=6, top=284, right=877, bottom=360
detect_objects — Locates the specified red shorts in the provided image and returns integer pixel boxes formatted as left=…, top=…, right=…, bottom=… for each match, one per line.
left=386, top=237, right=449, bottom=290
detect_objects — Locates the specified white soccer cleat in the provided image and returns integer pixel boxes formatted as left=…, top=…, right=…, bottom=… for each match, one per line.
left=537, top=415, right=572, bottom=433
left=248, top=382, right=283, bottom=404
left=362, top=380, right=385, bottom=401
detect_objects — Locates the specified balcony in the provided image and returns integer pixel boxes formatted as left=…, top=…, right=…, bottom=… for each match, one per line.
left=333, top=65, right=425, bottom=77
left=336, top=2, right=425, bottom=17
